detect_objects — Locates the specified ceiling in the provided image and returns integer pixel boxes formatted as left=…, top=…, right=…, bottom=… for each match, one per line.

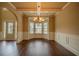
left=12, top=2, right=67, bottom=9
left=12, top=2, right=67, bottom=16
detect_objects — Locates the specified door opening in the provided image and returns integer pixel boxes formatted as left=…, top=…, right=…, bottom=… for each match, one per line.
left=3, top=21, right=17, bottom=40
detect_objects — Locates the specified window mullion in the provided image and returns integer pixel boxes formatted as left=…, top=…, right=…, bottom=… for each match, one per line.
left=34, top=23, right=35, bottom=34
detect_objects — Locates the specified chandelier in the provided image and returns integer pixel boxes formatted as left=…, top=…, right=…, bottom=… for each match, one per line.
left=33, top=2, right=45, bottom=22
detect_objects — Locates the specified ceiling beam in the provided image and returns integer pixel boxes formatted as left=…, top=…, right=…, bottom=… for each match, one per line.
left=62, top=2, right=71, bottom=10
left=8, top=2, right=16, bottom=10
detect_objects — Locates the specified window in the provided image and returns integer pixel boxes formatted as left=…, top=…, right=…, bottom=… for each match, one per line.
left=8, top=23, right=13, bottom=34
left=29, top=22, right=48, bottom=34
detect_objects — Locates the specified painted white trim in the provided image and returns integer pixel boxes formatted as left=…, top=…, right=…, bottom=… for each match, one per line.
left=17, top=32, right=23, bottom=43
left=62, top=2, right=71, bottom=10
left=15, top=21, right=17, bottom=39
left=49, top=32, right=55, bottom=40
left=48, top=17, right=49, bottom=40
left=3, top=21, right=6, bottom=39
left=8, top=2, right=16, bottom=10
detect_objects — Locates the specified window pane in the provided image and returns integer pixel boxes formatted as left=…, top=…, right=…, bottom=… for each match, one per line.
left=43, top=23, right=48, bottom=34
left=43, top=29, right=48, bottom=34
left=8, top=23, right=13, bottom=34
left=43, top=23, right=48, bottom=28
left=30, top=22, right=34, bottom=34
left=35, top=23, right=42, bottom=34
left=35, top=28, right=42, bottom=34
left=35, top=23, right=42, bottom=28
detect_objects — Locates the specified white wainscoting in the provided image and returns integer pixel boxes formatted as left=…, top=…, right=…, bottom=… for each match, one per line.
left=23, top=32, right=28, bottom=40
left=0, top=32, right=23, bottom=43
left=17, top=32, right=23, bottom=43
left=28, top=34, right=49, bottom=40
left=55, top=32, right=79, bottom=55
left=23, top=32, right=51, bottom=40
left=23, top=32, right=55, bottom=40
left=0, top=32, right=3, bottom=40
left=49, top=32, right=55, bottom=40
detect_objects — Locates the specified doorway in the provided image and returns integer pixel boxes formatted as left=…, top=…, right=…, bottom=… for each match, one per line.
left=3, top=21, right=17, bottom=40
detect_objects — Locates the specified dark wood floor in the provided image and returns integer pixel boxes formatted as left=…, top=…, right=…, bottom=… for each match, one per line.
left=0, top=38, right=75, bottom=56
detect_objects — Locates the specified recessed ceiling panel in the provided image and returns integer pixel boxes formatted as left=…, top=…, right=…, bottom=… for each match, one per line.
left=12, top=2, right=37, bottom=9
left=41, top=2, right=67, bottom=9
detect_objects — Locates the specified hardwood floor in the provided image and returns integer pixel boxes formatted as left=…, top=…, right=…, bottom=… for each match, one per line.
left=0, top=40, right=19, bottom=56
left=0, top=39, right=75, bottom=56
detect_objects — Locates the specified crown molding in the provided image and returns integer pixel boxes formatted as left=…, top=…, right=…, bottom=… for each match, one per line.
left=16, top=8, right=61, bottom=11
left=8, top=2, right=16, bottom=10
left=62, top=2, right=71, bottom=10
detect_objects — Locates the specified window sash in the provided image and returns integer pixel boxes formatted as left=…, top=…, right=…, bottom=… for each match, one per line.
left=8, top=23, right=13, bottom=34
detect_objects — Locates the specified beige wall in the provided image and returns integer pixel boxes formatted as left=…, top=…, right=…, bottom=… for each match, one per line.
left=49, top=15, right=55, bottom=40
left=55, top=3, right=79, bottom=35
left=0, top=9, right=2, bottom=32
left=23, top=15, right=28, bottom=32
left=55, top=3, right=79, bottom=55
left=23, top=14, right=28, bottom=40
left=49, top=15, right=55, bottom=32
left=1, top=10, right=16, bottom=21
left=0, top=9, right=2, bottom=39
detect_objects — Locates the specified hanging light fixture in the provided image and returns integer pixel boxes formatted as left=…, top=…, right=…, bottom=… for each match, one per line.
left=33, top=2, right=45, bottom=22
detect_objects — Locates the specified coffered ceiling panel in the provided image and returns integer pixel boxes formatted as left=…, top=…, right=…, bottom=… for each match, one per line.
left=41, top=2, right=67, bottom=9
left=12, top=2, right=37, bottom=9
